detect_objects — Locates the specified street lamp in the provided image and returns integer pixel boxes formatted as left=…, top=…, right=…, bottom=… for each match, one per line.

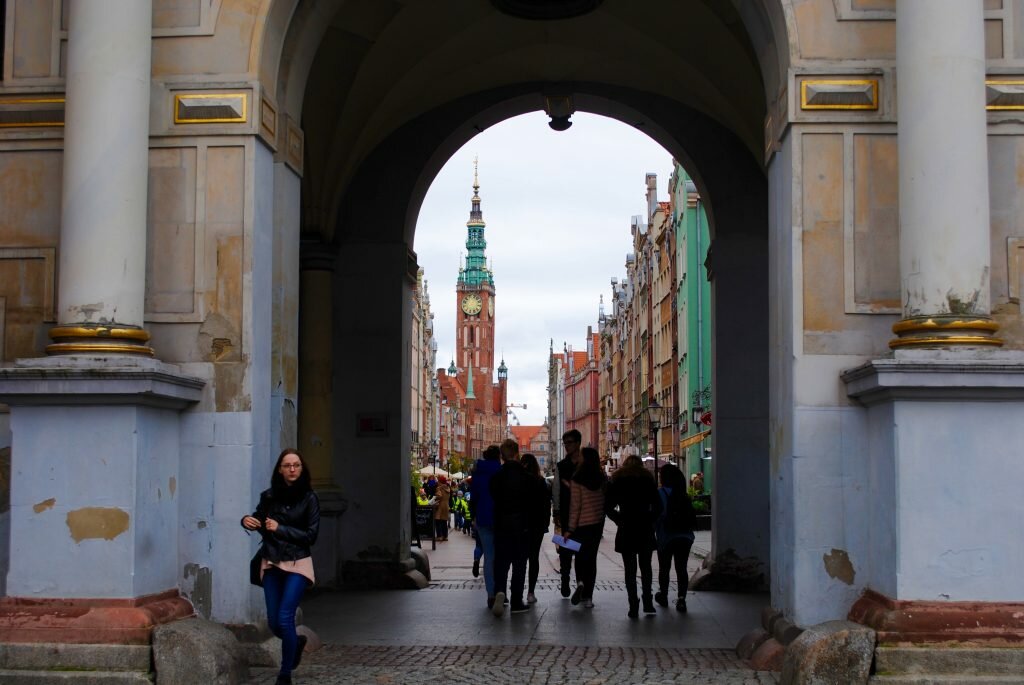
left=430, top=438, right=439, bottom=475
left=648, top=399, right=663, bottom=480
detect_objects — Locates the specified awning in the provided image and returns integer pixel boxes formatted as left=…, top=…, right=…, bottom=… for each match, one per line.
left=678, top=429, right=711, bottom=450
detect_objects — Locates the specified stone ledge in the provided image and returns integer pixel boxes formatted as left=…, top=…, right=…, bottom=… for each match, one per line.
left=850, top=589, right=1024, bottom=646
left=0, top=590, right=194, bottom=645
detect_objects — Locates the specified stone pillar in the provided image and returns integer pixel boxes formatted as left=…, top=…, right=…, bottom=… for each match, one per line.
left=891, top=0, right=1001, bottom=348
left=48, top=0, right=154, bottom=356
left=298, top=243, right=336, bottom=487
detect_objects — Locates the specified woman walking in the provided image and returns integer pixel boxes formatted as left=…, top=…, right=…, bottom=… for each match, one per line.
left=242, top=449, right=320, bottom=685
left=605, top=454, right=660, bottom=618
left=654, top=463, right=696, bottom=613
left=565, top=447, right=607, bottom=608
left=521, top=453, right=551, bottom=604
left=434, top=474, right=451, bottom=540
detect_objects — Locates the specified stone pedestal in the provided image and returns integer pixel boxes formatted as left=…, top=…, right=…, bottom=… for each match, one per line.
left=0, top=358, right=203, bottom=643
left=843, top=350, right=1024, bottom=643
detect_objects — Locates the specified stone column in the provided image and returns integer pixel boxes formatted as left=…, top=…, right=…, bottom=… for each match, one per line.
left=48, top=0, right=154, bottom=356
left=298, top=243, right=336, bottom=487
left=891, top=0, right=1001, bottom=348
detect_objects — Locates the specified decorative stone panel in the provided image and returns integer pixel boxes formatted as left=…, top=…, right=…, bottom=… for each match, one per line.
left=801, top=79, right=878, bottom=111
left=1009, top=237, right=1024, bottom=306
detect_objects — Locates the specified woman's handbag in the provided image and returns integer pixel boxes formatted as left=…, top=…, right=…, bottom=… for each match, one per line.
left=249, top=547, right=264, bottom=587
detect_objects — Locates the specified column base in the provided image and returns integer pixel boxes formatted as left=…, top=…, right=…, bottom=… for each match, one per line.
left=889, top=315, right=1002, bottom=349
left=342, top=558, right=421, bottom=589
left=46, top=325, right=154, bottom=356
left=849, top=589, right=1024, bottom=646
left=0, top=590, right=194, bottom=644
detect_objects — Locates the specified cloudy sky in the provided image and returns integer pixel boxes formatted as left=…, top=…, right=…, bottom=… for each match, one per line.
left=413, top=112, right=672, bottom=426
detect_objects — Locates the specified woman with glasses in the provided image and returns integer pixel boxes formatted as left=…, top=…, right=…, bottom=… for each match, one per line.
left=242, top=449, right=320, bottom=685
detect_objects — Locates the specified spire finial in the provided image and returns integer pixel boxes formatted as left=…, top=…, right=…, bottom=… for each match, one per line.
left=473, top=155, right=479, bottom=192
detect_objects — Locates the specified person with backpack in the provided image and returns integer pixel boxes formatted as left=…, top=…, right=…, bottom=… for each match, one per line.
left=654, top=463, right=696, bottom=612
left=605, top=454, right=659, bottom=618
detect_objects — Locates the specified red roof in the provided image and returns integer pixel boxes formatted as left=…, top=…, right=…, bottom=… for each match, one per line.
left=510, top=425, right=543, bottom=449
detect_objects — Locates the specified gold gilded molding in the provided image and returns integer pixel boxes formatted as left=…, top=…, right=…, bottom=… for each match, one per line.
left=49, top=326, right=151, bottom=342
left=45, top=343, right=155, bottom=356
left=801, top=79, right=879, bottom=111
left=173, top=93, right=247, bottom=124
left=47, top=326, right=154, bottom=356
left=0, top=97, right=65, bottom=128
left=986, top=80, right=1024, bottom=110
left=889, top=315, right=1003, bottom=349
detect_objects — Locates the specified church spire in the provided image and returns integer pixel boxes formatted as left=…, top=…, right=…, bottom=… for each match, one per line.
left=458, top=157, right=494, bottom=288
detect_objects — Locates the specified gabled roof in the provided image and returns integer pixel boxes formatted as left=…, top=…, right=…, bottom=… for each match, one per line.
left=510, top=424, right=544, bottom=448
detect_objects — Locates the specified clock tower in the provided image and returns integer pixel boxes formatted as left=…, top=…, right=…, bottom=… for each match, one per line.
left=455, top=161, right=497, bottom=394
left=437, top=160, right=507, bottom=464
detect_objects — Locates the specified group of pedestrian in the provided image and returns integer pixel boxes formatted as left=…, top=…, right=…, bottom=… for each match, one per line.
left=466, top=428, right=697, bottom=620
left=237, top=432, right=697, bottom=684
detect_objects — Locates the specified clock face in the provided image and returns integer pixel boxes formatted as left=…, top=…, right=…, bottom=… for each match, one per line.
left=461, top=293, right=483, bottom=315
left=488, top=298, right=494, bottom=317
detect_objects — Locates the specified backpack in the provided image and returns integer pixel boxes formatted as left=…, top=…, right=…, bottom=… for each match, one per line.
left=658, top=486, right=696, bottom=540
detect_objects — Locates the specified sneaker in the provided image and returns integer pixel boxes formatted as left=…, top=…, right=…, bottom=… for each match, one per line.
left=560, top=577, right=571, bottom=598
left=583, top=598, right=594, bottom=609
left=526, top=592, right=537, bottom=604
left=510, top=602, right=530, bottom=613
left=676, top=597, right=688, bottom=613
left=492, top=592, right=506, bottom=617
left=570, top=585, right=584, bottom=606
left=274, top=675, right=292, bottom=685
left=654, top=591, right=669, bottom=607
left=487, top=596, right=495, bottom=609
left=293, top=634, right=308, bottom=669
left=472, top=558, right=480, bottom=577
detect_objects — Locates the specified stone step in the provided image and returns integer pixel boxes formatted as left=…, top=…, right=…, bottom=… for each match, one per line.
left=871, top=676, right=1024, bottom=684
left=0, top=670, right=153, bottom=684
left=875, top=647, right=1024, bottom=676
left=0, top=643, right=152, bottom=671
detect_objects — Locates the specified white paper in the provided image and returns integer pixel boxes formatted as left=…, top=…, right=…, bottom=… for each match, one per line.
left=551, top=534, right=582, bottom=552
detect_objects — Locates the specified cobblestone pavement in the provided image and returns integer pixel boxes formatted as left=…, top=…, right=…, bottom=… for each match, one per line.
left=245, top=645, right=780, bottom=684
left=243, top=526, right=778, bottom=684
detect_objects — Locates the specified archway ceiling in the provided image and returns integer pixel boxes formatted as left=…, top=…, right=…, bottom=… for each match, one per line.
left=297, top=0, right=764, bottom=240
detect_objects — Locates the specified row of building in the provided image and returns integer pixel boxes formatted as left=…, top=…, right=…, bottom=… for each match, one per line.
left=410, top=161, right=712, bottom=490
left=546, top=163, right=713, bottom=490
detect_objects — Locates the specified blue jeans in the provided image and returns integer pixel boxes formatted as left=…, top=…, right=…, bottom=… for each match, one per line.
left=476, top=524, right=496, bottom=597
left=262, top=567, right=309, bottom=676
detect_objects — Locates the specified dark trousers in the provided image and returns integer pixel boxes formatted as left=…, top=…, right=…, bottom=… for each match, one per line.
left=527, top=531, right=544, bottom=594
left=434, top=518, right=448, bottom=538
left=621, top=551, right=654, bottom=600
left=657, top=537, right=694, bottom=598
left=494, top=530, right=529, bottom=604
left=573, top=523, right=603, bottom=599
left=262, top=567, right=309, bottom=677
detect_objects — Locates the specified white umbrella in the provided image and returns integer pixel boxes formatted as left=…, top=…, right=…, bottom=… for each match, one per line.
left=449, top=471, right=465, bottom=479
left=416, top=465, right=449, bottom=477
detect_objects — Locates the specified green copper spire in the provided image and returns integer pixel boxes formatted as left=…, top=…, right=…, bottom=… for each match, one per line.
left=457, top=157, right=495, bottom=289
left=465, top=363, right=476, bottom=399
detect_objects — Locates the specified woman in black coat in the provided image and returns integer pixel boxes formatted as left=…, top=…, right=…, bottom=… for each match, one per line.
left=604, top=454, right=660, bottom=618
left=242, top=449, right=320, bottom=685
left=521, top=453, right=551, bottom=604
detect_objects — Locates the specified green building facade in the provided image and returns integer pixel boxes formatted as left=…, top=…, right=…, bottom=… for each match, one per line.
left=671, top=163, right=713, bottom=494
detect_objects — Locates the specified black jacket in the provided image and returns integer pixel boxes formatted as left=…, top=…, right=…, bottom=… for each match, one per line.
left=605, top=470, right=660, bottom=554
left=553, top=456, right=575, bottom=530
left=245, top=487, right=320, bottom=563
left=490, top=460, right=545, bottom=537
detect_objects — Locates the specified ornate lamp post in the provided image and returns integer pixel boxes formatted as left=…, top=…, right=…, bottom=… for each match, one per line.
left=648, top=399, right=663, bottom=480
left=607, top=424, right=621, bottom=469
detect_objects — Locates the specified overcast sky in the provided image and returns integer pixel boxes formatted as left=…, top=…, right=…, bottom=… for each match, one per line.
left=414, top=112, right=672, bottom=426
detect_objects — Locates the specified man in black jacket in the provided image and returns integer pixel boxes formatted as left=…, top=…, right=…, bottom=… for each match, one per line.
left=489, top=438, right=539, bottom=616
left=552, top=429, right=583, bottom=598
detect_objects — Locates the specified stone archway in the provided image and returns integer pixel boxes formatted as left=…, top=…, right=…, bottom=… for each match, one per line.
left=260, top=1, right=785, bottom=595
